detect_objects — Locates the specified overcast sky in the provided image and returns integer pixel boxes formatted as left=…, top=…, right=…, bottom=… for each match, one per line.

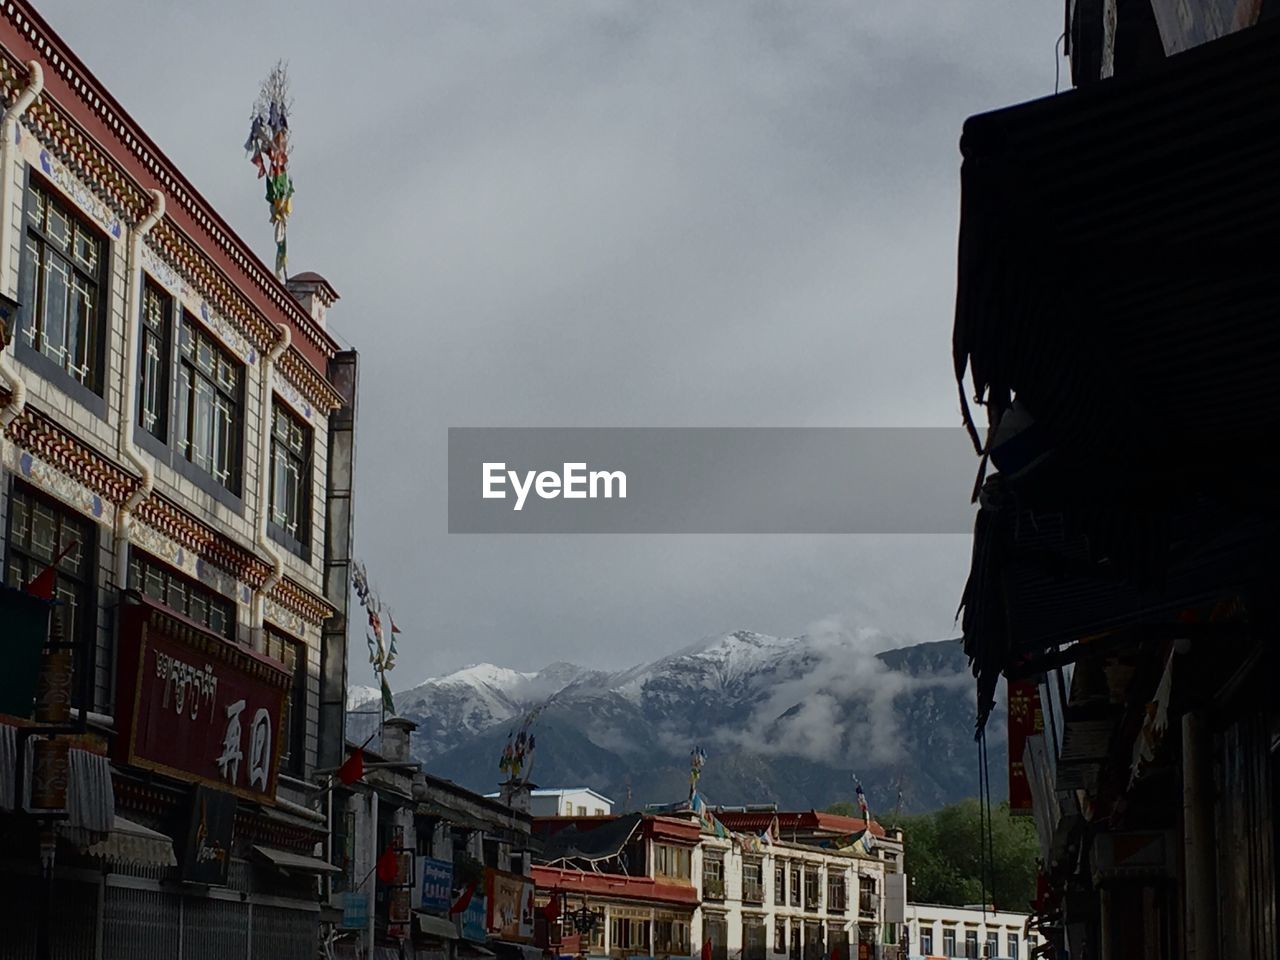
left=40, top=1, right=1061, bottom=685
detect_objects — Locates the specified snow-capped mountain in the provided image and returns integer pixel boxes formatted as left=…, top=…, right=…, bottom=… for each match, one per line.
left=346, top=683, right=382, bottom=710
left=347, top=631, right=999, bottom=813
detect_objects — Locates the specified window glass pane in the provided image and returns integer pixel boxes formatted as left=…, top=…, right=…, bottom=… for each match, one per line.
left=41, top=256, right=69, bottom=365
left=46, top=202, right=70, bottom=249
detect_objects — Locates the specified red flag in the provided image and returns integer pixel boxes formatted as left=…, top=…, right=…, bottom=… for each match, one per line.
left=450, top=880, right=478, bottom=916
left=25, top=540, right=77, bottom=601
left=702, top=940, right=712, bottom=960
left=337, top=748, right=364, bottom=785
left=543, top=895, right=561, bottom=921
left=376, top=843, right=399, bottom=885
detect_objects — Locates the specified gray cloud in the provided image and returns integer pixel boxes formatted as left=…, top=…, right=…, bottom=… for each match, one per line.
left=37, top=0, right=1062, bottom=681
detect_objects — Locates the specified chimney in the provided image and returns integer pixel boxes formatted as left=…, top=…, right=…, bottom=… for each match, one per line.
left=381, top=716, right=417, bottom=764
left=500, top=778, right=536, bottom=815
left=285, top=271, right=339, bottom=328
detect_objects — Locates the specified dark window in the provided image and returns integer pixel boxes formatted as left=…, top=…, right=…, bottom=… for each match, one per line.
left=774, top=863, right=786, bottom=906
left=654, top=918, right=690, bottom=956
left=139, top=281, right=172, bottom=439
left=264, top=629, right=306, bottom=777
left=743, top=917, right=766, bottom=960
left=19, top=179, right=106, bottom=392
left=270, top=401, right=312, bottom=549
left=804, top=868, right=821, bottom=911
left=965, top=930, right=979, bottom=959
left=789, top=866, right=801, bottom=907
left=986, top=933, right=999, bottom=958
left=827, top=871, right=847, bottom=913
left=859, top=877, right=877, bottom=916
left=943, top=929, right=957, bottom=957
left=704, top=915, right=728, bottom=960
left=1008, top=933, right=1019, bottom=959
left=128, top=551, right=236, bottom=641
left=4, top=484, right=95, bottom=707
left=920, top=927, right=933, bottom=956
left=774, top=919, right=786, bottom=954
left=177, top=314, right=243, bottom=493
left=743, top=857, right=764, bottom=903
left=703, top=854, right=725, bottom=900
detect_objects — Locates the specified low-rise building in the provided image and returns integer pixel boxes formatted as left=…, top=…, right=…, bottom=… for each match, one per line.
left=331, top=718, right=537, bottom=960
left=699, top=810, right=906, bottom=960
left=901, top=904, right=1034, bottom=960
left=532, top=812, right=702, bottom=960
left=485, top=787, right=615, bottom=819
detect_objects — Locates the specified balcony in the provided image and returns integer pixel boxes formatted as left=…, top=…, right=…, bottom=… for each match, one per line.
left=804, top=895, right=821, bottom=913
left=742, top=881, right=764, bottom=904
left=858, top=894, right=876, bottom=918
left=703, top=877, right=726, bottom=901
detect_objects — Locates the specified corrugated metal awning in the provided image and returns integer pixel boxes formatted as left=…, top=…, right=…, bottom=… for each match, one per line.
left=251, top=844, right=342, bottom=875
left=417, top=912, right=460, bottom=940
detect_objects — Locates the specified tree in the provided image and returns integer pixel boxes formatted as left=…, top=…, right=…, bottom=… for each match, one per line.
left=828, top=798, right=1038, bottom=911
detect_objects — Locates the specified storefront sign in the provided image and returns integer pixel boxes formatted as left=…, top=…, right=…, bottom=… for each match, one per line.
left=342, top=891, right=370, bottom=929
left=461, top=894, right=488, bottom=942
left=487, top=868, right=535, bottom=942
left=391, top=887, right=413, bottom=925
left=1007, top=678, right=1042, bottom=814
left=115, top=600, right=290, bottom=803
left=179, top=784, right=235, bottom=885
left=419, top=857, right=454, bottom=911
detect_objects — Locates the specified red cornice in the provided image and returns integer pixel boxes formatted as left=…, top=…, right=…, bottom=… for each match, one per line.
left=0, top=1, right=340, bottom=371
left=532, top=866, right=699, bottom=908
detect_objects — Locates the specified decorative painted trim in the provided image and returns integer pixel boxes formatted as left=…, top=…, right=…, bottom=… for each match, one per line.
left=0, top=10, right=338, bottom=365
left=278, top=347, right=344, bottom=414
left=0, top=396, right=336, bottom=625
left=263, top=596, right=307, bottom=640
left=3, top=439, right=113, bottom=525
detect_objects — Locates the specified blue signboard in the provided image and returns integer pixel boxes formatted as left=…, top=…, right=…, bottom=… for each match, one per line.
left=461, top=894, right=488, bottom=942
left=420, top=857, right=455, bottom=912
left=341, top=890, right=369, bottom=930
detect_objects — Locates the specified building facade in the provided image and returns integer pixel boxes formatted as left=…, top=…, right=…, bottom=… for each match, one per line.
left=0, top=2, right=357, bottom=958
left=900, top=904, right=1032, bottom=960
left=700, top=811, right=904, bottom=960
left=951, top=4, right=1280, bottom=958
left=532, top=813, right=703, bottom=960
left=484, top=787, right=615, bottom=819
left=330, top=721, right=537, bottom=960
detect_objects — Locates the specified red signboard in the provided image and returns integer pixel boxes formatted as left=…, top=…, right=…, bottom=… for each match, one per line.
left=1007, top=677, right=1042, bottom=814
left=115, top=597, right=290, bottom=803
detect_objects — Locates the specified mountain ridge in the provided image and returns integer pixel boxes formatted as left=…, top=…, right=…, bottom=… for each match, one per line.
left=348, top=630, right=1000, bottom=814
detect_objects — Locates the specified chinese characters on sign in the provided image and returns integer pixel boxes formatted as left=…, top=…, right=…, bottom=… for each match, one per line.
left=1007, top=677, right=1043, bottom=814
left=419, top=857, right=455, bottom=912
left=115, top=601, right=290, bottom=803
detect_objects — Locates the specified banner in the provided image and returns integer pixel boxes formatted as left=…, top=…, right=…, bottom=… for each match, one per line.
left=1007, top=678, right=1042, bottom=814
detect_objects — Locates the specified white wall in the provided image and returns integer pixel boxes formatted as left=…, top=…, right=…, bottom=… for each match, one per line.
left=903, top=903, right=1033, bottom=960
